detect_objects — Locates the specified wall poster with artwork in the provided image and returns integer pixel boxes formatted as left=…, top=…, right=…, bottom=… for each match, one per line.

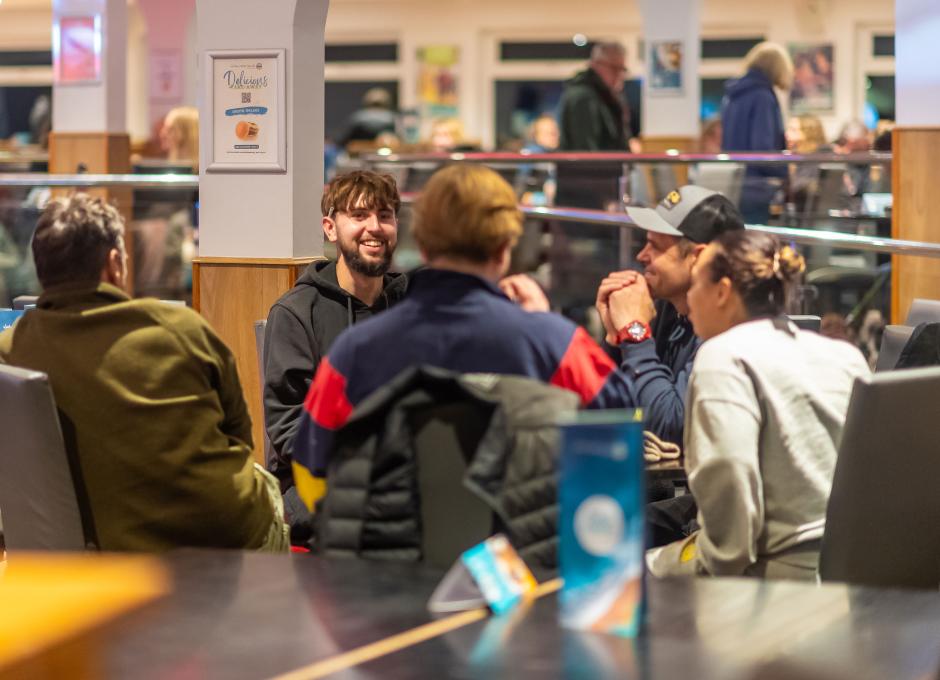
left=648, top=41, right=683, bottom=95
left=789, top=43, right=834, bottom=113
left=204, top=49, right=286, bottom=173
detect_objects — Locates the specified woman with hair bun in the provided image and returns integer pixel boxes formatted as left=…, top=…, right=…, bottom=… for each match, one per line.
left=647, top=230, right=869, bottom=580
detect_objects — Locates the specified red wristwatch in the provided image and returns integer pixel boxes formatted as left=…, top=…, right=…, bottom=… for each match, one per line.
left=616, top=320, right=652, bottom=344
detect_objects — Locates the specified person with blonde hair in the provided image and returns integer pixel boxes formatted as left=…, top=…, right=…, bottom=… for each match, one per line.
left=290, top=163, right=638, bottom=511
left=159, top=106, right=199, bottom=169
left=785, top=113, right=830, bottom=213
left=645, top=230, right=868, bottom=580
left=428, top=117, right=466, bottom=152
left=721, top=41, right=793, bottom=222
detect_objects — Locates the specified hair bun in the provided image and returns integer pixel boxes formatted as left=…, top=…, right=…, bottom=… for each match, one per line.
left=776, top=245, right=806, bottom=280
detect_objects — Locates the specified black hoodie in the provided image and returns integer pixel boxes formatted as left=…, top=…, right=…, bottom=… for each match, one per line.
left=262, top=259, right=407, bottom=486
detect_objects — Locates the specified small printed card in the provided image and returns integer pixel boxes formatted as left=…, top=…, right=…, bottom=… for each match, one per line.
left=558, top=409, right=646, bottom=637
left=460, top=535, right=538, bottom=615
left=0, top=309, right=25, bottom=331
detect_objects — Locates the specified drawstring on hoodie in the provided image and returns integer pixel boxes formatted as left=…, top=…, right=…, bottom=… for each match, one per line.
left=346, top=297, right=353, bottom=328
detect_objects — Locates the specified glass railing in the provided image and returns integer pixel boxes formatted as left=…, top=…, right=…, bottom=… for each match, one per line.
left=0, top=173, right=198, bottom=307
left=0, top=156, right=920, bottom=366
left=358, top=151, right=898, bottom=354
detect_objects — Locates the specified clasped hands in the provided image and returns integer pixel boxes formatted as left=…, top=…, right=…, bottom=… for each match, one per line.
left=499, top=270, right=656, bottom=344
left=596, top=270, right=656, bottom=344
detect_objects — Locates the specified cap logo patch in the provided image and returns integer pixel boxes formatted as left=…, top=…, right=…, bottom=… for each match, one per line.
left=661, top=190, right=681, bottom=210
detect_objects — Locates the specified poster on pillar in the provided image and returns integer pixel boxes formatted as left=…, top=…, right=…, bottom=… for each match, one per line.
left=205, top=49, right=286, bottom=173
left=648, top=41, right=683, bottom=95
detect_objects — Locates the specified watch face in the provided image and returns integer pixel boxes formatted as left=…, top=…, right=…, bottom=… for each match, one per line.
left=627, top=322, right=646, bottom=341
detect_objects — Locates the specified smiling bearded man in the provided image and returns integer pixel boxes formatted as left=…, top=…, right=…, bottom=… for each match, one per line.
left=262, top=171, right=408, bottom=544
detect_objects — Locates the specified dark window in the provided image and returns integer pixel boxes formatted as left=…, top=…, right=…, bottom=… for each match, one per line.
left=872, top=35, right=895, bottom=58
left=0, top=51, right=52, bottom=67
left=493, top=79, right=641, bottom=148
left=866, top=75, right=895, bottom=121
left=499, top=41, right=594, bottom=61
left=324, top=81, right=399, bottom=141
left=701, top=38, right=764, bottom=60
left=0, top=86, right=52, bottom=139
left=700, top=78, right=728, bottom=120
left=325, top=43, right=398, bottom=63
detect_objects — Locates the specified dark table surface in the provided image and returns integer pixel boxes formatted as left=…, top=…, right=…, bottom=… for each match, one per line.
left=105, top=551, right=940, bottom=680
left=105, top=550, right=447, bottom=680
left=354, top=575, right=940, bottom=680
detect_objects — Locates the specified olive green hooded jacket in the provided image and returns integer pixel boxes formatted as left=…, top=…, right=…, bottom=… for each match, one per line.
left=0, top=282, right=274, bottom=551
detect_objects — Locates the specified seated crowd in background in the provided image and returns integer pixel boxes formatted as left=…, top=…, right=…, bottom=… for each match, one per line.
left=0, top=194, right=288, bottom=552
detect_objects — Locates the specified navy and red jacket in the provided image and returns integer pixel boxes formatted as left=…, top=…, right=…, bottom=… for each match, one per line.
left=290, top=268, right=639, bottom=509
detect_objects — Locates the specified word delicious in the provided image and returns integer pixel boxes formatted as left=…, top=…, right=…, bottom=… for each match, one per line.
left=223, top=70, right=268, bottom=89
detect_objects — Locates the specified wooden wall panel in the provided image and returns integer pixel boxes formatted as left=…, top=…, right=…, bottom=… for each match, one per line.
left=48, top=132, right=135, bottom=291
left=193, top=258, right=318, bottom=462
left=892, top=128, right=940, bottom=324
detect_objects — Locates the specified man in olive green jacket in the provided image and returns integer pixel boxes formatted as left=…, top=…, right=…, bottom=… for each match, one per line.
left=0, top=194, right=287, bottom=552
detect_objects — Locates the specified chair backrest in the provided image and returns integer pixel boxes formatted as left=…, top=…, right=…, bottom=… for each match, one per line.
left=410, top=401, right=495, bottom=569
left=905, top=298, right=940, bottom=327
left=819, top=367, right=940, bottom=589
left=788, top=315, right=822, bottom=333
left=0, top=365, right=94, bottom=550
left=12, top=295, right=38, bottom=310
left=253, top=319, right=275, bottom=470
left=875, top=324, right=915, bottom=372
left=692, top=163, right=744, bottom=206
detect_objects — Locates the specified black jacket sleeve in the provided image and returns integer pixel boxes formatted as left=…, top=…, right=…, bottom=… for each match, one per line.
left=262, top=303, right=321, bottom=473
left=561, top=90, right=604, bottom=151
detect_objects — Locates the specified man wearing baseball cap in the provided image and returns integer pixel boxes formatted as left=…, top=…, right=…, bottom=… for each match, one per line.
left=596, top=185, right=744, bottom=456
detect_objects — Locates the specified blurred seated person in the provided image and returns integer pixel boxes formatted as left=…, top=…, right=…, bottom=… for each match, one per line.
left=646, top=231, right=868, bottom=579
left=523, top=114, right=560, bottom=154
left=784, top=113, right=829, bottom=214
left=0, top=194, right=288, bottom=552
left=290, top=164, right=640, bottom=510
left=698, top=117, right=722, bottom=154
left=519, top=114, right=559, bottom=205
left=339, top=88, right=397, bottom=149
left=428, top=117, right=478, bottom=152
left=833, top=119, right=873, bottom=197
left=134, top=106, right=199, bottom=299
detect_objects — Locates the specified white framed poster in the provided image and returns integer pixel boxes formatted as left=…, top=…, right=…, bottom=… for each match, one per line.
left=204, top=49, right=286, bottom=173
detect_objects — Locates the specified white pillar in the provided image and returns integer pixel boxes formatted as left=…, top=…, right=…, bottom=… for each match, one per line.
left=638, top=0, right=701, bottom=139
left=896, top=0, right=940, bottom=126
left=196, top=0, right=329, bottom=259
left=52, top=0, right=127, bottom=134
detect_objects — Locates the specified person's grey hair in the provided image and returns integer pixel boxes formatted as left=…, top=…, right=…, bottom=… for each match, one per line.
left=591, top=41, right=627, bottom=63
left=32, top=193, right=125, bottom=289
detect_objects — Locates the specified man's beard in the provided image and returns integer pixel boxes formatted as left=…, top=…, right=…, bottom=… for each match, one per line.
left=338, top=239, right=395, bottom=277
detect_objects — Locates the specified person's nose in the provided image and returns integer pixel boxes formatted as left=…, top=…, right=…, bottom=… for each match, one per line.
left=363, top=212, right=382, bottom=233
left=637, top=243, right=652, bottom=265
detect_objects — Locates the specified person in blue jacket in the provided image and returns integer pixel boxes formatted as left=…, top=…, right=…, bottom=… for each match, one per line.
left=721, top=41, right=794, bottom=223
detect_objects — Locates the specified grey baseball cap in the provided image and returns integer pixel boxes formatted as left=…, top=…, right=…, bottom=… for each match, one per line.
left=626, top=185, right=744, bottom=243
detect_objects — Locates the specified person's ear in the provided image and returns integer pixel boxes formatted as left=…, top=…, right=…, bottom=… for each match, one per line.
left=102, top=247, right=127, bottom=289
left=322, top=216, right=337, bottom=243
left=689, top=243, right=707, bottom=263
left=715, top=276, right=733, bottom=308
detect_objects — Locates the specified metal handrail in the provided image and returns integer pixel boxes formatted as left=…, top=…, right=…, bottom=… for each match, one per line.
left=0, top=173, right=930, bottom=258
left=364, top=151, right=892, bottom=166
left=518, top=205, right=936, bottom=258
left=0, top=173, right=199, bottom=188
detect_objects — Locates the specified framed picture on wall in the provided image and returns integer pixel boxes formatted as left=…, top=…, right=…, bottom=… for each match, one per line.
left=54, top=15, right=102, bottom=84
left=203, top=49, right=286, bottom=173
left=648, top=41, right=683, bottom=95
left=789, top=43, right=834, bottom=113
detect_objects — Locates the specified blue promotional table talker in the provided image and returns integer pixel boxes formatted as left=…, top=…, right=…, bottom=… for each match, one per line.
left=0, top=309, right=25, bottom=331
left=558, top=409, right=646, bottom=636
